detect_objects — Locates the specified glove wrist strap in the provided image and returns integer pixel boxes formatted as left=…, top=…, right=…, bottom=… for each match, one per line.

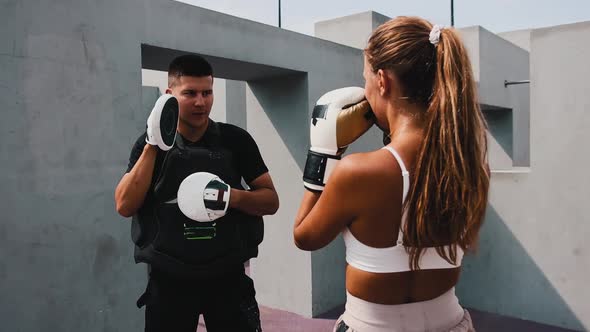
left=303, top=150, right=340, bottom=191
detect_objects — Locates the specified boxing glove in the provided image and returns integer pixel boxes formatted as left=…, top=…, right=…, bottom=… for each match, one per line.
left=176, top=172, right=231, bottom=222
left=146, top=94, right=179, bottom=151
left=303, top=87, right=375, bottom=191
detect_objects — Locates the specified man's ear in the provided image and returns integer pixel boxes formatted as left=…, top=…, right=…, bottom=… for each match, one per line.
left=165, top=88, right=172, bottom=95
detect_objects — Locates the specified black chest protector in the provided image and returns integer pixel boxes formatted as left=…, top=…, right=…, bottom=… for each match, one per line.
left=131, top=121, right=263, bottom=279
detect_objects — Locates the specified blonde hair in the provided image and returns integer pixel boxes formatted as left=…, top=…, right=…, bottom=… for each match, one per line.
left=365, top=17, right=490, bottom=269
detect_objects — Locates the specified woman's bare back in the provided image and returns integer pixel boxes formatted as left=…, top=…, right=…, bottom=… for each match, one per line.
left=344, top=146, right=461, bottom=305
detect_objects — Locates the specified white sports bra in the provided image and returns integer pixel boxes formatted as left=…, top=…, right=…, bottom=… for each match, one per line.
left=342, top=146, right=463, bottom=273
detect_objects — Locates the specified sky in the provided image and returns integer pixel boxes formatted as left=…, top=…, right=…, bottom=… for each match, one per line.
left=177, top=0, right=590, bottom=36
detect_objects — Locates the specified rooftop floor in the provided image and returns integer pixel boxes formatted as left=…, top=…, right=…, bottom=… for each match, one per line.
left=196, top=303, right=580, bottom=332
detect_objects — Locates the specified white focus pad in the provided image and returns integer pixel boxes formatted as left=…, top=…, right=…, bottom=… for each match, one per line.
left=146, top=94, right=178, bottom=151
left=177, top=172, right=231, bottom=222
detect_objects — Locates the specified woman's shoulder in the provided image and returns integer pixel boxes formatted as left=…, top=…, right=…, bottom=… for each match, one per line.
left=337, top=149, right=404, bottom=181
left=326, top=150, right=403, bottom=202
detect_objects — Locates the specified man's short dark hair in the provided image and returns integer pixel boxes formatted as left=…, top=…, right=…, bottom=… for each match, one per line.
left=168, top=54, right=213, bottom=87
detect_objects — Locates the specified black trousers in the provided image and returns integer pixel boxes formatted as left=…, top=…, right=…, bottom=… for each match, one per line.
left=137, top=267, right=261, bottom=332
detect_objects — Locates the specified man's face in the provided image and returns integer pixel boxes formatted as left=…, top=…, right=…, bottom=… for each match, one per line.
left=167, top=75, right=214, bottom=130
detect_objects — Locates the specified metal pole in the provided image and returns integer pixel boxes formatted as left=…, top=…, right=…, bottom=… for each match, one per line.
left=278, top=0, right=282, bottom=28
left=451, top=0, right=455, bottom=27
left=504, top=80, right=530, bottom=87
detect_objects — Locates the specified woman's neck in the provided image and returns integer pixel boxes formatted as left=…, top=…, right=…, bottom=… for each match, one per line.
left=385, top=101, right=426, bottom=143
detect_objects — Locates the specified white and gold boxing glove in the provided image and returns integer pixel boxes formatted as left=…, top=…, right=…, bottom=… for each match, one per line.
left=303, top=87, right=375, bottom=191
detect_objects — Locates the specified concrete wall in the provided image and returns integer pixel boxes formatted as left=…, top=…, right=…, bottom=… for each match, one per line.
left=457, top=21, right=590, bottom=330
left=314, top=11, right=390, bottom=49
left=0, top=1, right=376, bottom=330
left=245, top=74, right=314, bottom=313
left=3, top=1, right=589, bottom=329
left=499, top=28, right=533, bottom=52
left=458, top=26, right=531, bottom=169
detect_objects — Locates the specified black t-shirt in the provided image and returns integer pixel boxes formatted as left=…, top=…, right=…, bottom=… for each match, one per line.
left=126, top=121, right=269, bottom=203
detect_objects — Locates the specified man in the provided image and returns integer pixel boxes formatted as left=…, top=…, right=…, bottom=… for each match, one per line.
left=115, top=54, right=279, bottom=332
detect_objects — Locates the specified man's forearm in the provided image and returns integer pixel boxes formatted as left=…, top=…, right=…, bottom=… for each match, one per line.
left=229, top=187, right=279, bottom=216
left=115, top=144, right=158, bottom=217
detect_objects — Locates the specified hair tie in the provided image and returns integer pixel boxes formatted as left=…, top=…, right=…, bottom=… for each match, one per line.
left=429, top=25, right=444, bottom=45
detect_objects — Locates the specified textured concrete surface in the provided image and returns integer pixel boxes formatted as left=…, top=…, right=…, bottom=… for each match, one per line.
left=456, top=21, right=590, bottom=331
left=2, top=1, right=589, bottom=330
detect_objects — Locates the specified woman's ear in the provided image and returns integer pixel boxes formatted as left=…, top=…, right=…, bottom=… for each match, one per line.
left=377, top=69, right=390, bottom=97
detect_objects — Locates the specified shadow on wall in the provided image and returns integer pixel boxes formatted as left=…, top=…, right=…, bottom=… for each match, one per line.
left=457, top=205, right=584, bottom=331
left=482, top=105, right=513, bottom=160
left=247, top=73, right=309, bottom=171
left=249, top=73, right=351, bottom=316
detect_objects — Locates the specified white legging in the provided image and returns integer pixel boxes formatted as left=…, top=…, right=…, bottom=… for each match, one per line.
left=334, top=288, right=474, bottom=332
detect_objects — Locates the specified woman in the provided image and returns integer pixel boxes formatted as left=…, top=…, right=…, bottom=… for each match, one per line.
left=294, top=17, right=490, bottom=332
